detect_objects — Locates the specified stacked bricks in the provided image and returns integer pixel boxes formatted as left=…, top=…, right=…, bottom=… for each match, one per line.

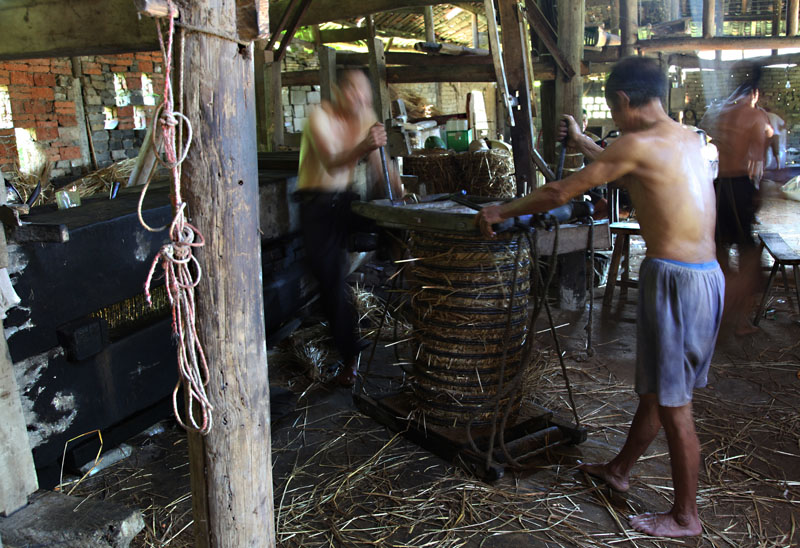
left=283, top=85, right=321, bottom=133
left=0, top=52, right=164, bottom=179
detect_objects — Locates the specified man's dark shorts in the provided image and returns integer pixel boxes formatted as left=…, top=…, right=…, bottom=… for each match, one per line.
left=714, top=176, right=759, bottom=248
left=636, top=258, right=725, bottom=407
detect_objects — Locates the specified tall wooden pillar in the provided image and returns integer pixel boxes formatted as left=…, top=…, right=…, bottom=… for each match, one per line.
left=620, top=0, right=638, bottom=57
left=0, top=220, right=37, bottom=516
left=703, top=0, right=716, bottom=38
left=181, top=1, right=275, bottom=546
left=555, top=0, right=587, bottom=311
left=497, top=0, right=536, bottom=195
left=611, top=0, right=620, bottom=32
left=318, top=45, right=336, bottom=103
left=254, top=44, right=270, bottom=152
left=788, top=0, right=799, bottom=36
left=773, top=0, right=783, bottom=36
left=424, top=6, right=436, bottom=43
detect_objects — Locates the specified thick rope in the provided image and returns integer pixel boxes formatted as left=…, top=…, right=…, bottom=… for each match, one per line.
left=140, top=2, right=213, bottom=435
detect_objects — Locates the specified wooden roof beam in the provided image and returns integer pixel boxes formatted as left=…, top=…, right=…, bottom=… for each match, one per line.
left=270, top=0, right=457, bottom=31
left=522, top=0, right=576, bottom=80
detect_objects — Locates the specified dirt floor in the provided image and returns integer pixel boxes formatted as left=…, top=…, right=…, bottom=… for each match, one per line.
left=66, top=191, right=800, bottom=548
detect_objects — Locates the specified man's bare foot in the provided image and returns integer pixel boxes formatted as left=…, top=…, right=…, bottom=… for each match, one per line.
left=335, top=364, right=357, bottom=387
left=629, top=511, right=702, bottom=538
left=579, top=462, right=630, bottom=492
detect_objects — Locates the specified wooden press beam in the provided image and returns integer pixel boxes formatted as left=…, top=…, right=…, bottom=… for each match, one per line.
left=522, top=0, right=576, bottom=80
left=178, top=0, right=274, bottom=546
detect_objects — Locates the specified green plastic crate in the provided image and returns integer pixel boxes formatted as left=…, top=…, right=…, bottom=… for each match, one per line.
left=445, top=129, right=473, bottom=152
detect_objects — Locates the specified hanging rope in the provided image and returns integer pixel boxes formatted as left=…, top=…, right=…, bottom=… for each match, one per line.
left=141, top=1, right=213, bottom=435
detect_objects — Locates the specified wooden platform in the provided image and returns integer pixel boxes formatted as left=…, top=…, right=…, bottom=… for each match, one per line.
left=354, top=390, right=587, bottom=481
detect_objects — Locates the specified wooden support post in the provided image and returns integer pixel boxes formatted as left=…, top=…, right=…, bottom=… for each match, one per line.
left=788, top=0, right=799, bottom=36
left=773, top=0, right=782, bottom=36
left=272, top=60, right=285, bottom=148
left=254, top=43, right=270, bottom=152
left=668, top=0, right=680, bottom=21
left=555, top=0, right=586, bottom=311
left=703, top=0, right=717, bottom=38
left=611, top=0, right=620, bottom=33
left=472, top=12, right=480, bottom=48
left=69, top=57, right=94, bottom=170
left=620, top=0, right=638, bottom=57
left=180, top=2, right=274, bottom=546
left=497, top=0, right=536, bottom=195
left=318, top=45, right=337, bottom=103
left=424, top=6, right=436, bottom=43
left=368, top=24, right=392, bottom=123
left=0, top=222, right=37, bottom=517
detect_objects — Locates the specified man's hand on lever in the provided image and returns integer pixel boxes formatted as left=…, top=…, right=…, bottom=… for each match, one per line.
left=362, top=122, right=388, bottom=154
left=475, top=204, right=506, bottom=239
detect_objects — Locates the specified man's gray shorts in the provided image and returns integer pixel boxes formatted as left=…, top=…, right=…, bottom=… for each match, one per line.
left=636, top=257, right=725, bottom=407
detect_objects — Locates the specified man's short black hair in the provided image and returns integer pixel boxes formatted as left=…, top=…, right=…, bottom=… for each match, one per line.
left=605, top=56, right=667, bottom=108
left=730, top=60, right=762, bottom=97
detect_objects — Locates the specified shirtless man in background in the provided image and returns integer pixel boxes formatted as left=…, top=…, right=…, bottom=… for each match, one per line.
left=699, top=66, right=773, bottom=335
left=296, top=69, right=401, bottom=386
left=476, top=57, right=724, bottom=538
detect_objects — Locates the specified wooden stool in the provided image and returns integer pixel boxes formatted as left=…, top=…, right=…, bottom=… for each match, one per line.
left=603, top=222, right=641, bottom=308
left=753, top=232, right=800, bottom=326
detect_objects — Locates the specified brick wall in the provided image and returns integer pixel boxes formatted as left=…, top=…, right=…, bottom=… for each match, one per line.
left=0, top=52, right=164, bottom=180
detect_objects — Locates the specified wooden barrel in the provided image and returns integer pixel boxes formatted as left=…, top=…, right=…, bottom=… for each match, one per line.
left=408, top=230, right=530, bottom=427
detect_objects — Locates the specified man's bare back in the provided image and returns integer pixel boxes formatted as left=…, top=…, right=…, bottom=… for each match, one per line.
left=615, top=120, right=717, bottom=264
left=701, top=99, right=772, bottom=179
left=476, top=109, right=716, bottom=265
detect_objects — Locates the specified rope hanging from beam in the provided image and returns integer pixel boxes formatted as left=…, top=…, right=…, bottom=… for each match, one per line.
left=139, top=0, right=214, bottom=435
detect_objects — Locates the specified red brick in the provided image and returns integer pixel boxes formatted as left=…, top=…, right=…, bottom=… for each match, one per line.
left=29, top=101, right=48, bottom=115
left=8, top=87, right=33, bottom=100
left=27, top=65, right=51, bottom=73
left=0, top=76, right=10, bottom=86
left=110, top=65, right=129, bottom=72
left=51, top=65, right=72, bottom=75
left=60, top=146, right=81, bottom=160
left=30, top=87, right=54, bottom=100
left=10, top=71, right=33, bottom=86
left=117, top=105, right=134, bottom=117
left=126, top=76, right=142, bottom=90
left=36, top=120, right=57, bottom=129
left=57, top=114, right=77, bottom=127
left=14, top=117, right=35, bottom=129
left=33, top=73, right=56, bottom=87
left=36, top=127, right=59, bottom=140
left=138, top=61, right=154, bottom=73
left=117, top=53, right=134, bottom=59
left=118, top=120, right=135, bottom=130
left=82, top=62, right=101, bottom=73
left=2, top=62, right=30, bottom=72
left=0, top=69, right=8, bottom=79
left=35, top=112, right=56, bottom=122
left=54, top=101, right=74, bottom=110
left=28, top=59, right=49, bottom=66
left=46, top=149, right=61, bottom=162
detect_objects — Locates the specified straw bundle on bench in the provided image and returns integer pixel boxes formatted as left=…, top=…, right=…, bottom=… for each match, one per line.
left=403, top=148, right=515, bottom=198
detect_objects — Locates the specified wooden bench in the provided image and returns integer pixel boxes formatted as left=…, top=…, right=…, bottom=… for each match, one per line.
left=753, top=232, right=800, bottom=326
left=602, top=222, right=641, bottom=308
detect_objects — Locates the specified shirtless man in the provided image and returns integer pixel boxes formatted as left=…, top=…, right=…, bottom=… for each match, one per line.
left=296, top=69, right=401, bottom=386
left=476, top=57, right=724, bottom=538
left=699, top=70, right=773, bottom=335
